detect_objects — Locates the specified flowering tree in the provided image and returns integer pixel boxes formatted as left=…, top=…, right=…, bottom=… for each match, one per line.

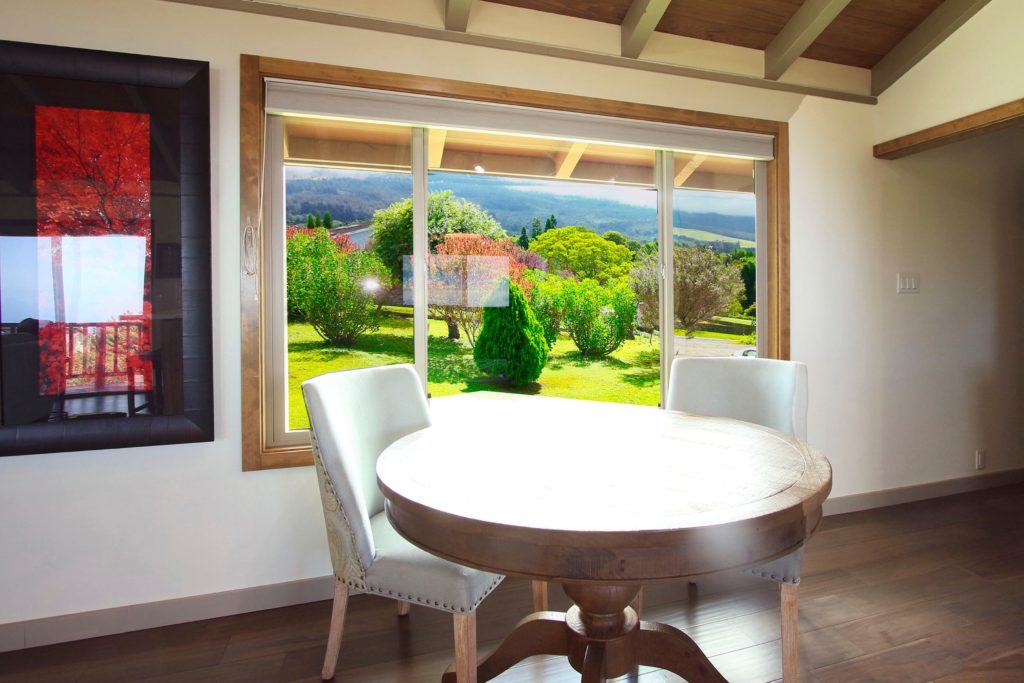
left=429, top=234, right=533, bottom=346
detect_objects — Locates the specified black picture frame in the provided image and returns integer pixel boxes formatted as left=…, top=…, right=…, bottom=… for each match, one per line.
left=0, top=40, right=213, bottom=456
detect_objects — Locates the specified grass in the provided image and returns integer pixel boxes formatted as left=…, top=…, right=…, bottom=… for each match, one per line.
left=682, top=329, right=750, bottom=341
left=286, top=312, right=663, bottom=430
left=673, top=227, right=755, bottom=249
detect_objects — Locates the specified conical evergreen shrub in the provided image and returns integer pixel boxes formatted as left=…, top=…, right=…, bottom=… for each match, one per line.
left=474, top=280, right=548, bottom=386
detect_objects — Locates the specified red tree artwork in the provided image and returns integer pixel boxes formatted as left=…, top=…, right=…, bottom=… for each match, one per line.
left=35, top=106, right=153, bottom=399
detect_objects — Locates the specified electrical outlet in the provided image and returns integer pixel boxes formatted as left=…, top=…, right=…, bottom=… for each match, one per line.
left=975, top=449, right=986, bottom=470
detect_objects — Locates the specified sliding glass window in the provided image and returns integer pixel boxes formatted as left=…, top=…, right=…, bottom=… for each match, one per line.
left=260, top=83, right=772, bottom=445
left=267, top=116, right=412, bottom=438
left=425, top=127, right=659, bottom=405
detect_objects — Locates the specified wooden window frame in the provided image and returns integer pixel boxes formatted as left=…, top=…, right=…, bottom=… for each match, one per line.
left=239, top=54, right=791, bottom=471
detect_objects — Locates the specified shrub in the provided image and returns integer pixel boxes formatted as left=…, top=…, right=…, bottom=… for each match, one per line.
left=288, top=227, right=389, bottom=345
left=525, top=271, right=566, bottom=348
left=286, top=227, right=355, bottom=321
left=474, top=281, right=548, bottom=386
left=561, top=278, right=637, bottom=357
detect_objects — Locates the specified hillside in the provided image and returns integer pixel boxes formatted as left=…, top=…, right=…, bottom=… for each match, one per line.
left=285, top=168, right=755, bottom=246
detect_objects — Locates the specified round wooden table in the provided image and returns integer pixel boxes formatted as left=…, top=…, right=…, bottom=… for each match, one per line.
left=378, top=393, right=832, bottom=682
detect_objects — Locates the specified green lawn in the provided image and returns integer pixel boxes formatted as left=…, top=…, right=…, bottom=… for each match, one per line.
left=673, top=227, right=756, bottom=249
left=287, top=312, right=662, bottom=430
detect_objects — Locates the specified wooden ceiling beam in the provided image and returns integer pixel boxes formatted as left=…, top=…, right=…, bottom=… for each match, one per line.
left=871, top=0, right=991, bottom=96
left=764, top=0, right=852, bottom=81
left=555, top=141, right=588, bottom=178
left=621, top=0, right=672, bottom=59
left=164, top=0, right=876, bottom=104
left=428, top=128, right=447, bottom=167
left=445, top=0, right=473, bottom=32
left=673, top=154, right=706, bottom=186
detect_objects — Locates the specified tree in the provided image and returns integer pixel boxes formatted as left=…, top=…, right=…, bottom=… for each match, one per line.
left=474, top=281, right=548, bottom=386
left=602, top=230, right=641, bottom=254
left=530, top=226, right=632, bottom=283
left=35, top=106, right=154, bottom=396
left=560, top=278, right=637, bottom=357
left=370, top=190, right=506, bottom=283
left=428, top=234, right=531, bottom=345
left=323, top=211, right=333, bottom=229
left=727, top=248, right=756, bottom=310
left=545, top=214, right=558, bottom=231
left=517, top=227, right=530, bottom=250
left=530, top=216, right=543, bottom=239
left=306, top=213, right=315, bottom=229
left=288, top=227, right=390, bottom=345
left=630, top=248, right=659, bottom=339
left=674, top=245, right=744, bottom=336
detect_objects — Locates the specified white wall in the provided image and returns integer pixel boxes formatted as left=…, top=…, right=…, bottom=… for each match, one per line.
left=0, top=0, right=1021, bottom=627
left=790, top=98, right=1024, bottom=497
left=874, top=0, right=1024, bottom=142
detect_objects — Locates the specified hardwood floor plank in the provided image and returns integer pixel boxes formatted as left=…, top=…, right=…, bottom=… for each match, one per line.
left=811, top=638, right=963, bottom=683
left=1, top=483, right=1022, bottom=683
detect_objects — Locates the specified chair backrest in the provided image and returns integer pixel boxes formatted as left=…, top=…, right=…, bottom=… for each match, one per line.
left=302, top=364, right=430, bottom=573
left=666, top=357, right=808, bottom=440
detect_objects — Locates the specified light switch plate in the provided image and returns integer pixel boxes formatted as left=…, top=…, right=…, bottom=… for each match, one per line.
left=897, top=272, right=920, bottom=293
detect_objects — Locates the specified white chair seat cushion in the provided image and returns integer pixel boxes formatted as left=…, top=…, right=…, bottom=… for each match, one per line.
left=362, top=512, right=503, bottom=613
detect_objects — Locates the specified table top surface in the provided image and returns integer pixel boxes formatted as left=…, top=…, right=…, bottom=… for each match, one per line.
left=378, top=392, right=831, bottom=581
left=378, top=392, right=830, bottom=534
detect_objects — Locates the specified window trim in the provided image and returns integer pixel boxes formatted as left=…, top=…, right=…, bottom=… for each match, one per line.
left=239, top=54, right=790, bottom=471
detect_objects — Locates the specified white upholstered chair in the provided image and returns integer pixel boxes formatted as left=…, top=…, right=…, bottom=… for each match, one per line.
left=302, top=365, right=503, bottom=681
left=666, top=356, right=808, bottom=683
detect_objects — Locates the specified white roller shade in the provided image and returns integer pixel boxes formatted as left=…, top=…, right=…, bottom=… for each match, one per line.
left=265, top=79, right=774, bottom=161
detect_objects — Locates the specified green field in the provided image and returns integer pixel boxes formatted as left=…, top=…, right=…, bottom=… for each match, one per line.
left=674, top=227, right=755, bottom=249
left=286, top=313, right=665, bottom=430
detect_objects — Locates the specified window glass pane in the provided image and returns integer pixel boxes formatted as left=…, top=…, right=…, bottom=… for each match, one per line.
left=426, top=127, right=660, bottom=406
left=282, top=117, right=412, bottom=430
left=671, top=152, right=757, bottom=360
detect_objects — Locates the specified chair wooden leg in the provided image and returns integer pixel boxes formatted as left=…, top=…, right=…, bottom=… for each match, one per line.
left=453, top=611, right=477, bottom=683
left=321, top=582, right=349, bottom=680
left=780, top=582, right=799, bottom=683
left=531, top=580, right=548, bottom=612
left=396, top=599, right=411, bottom=616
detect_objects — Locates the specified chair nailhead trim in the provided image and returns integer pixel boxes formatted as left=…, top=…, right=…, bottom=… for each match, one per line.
left=343, top=574, right=503, bottom=614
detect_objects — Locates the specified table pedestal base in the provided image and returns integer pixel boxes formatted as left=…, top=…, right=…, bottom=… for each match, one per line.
left=441, top=583, right=727, bottom=683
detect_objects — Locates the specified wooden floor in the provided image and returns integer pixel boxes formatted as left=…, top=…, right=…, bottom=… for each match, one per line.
left=2, top=484, right=1023, bottom=683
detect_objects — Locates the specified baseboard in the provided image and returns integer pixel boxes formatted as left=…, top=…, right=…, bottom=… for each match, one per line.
left=823, top=467, right=1024, bottom=516
left=0, top=574, right=335, bottom=654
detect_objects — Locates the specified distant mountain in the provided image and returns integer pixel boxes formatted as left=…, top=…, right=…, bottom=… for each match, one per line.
left=285, top=170, right=755, bottom=245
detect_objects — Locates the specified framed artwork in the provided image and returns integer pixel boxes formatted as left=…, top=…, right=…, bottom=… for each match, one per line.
left=0, top=41, right=213, bottom=456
